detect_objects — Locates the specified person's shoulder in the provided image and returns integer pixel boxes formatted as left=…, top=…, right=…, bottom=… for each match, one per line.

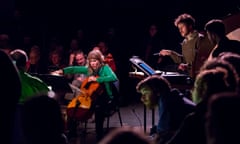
left=197, top=31, right=208, bottom=41
left=170, top=88, right=183, bottom=97
left=170, top=88, right=196, bottom=107
left=24, top=72, right=42, bottom=81
left=229, top=39, right=240, bottom=45
left=24, top=73, right=48, bottom=87
left=198, top=32, right=205, bottom=38
left=169, top=88, right=184, bottom=102
left=102, top=64, right=112, bottom=69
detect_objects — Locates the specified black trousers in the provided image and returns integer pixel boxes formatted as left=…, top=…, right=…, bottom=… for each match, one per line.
left=93, top=93, right=111, bottom=141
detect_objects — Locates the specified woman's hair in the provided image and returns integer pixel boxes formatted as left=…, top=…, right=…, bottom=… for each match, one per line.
left=87, top=49, right=105, bottom=73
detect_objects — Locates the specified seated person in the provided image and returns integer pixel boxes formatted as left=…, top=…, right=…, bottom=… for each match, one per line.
left=22, top=94, right=68, bottom=144
left=10, top=49, right=50, bottom=104
left=205, top=92, right=240, bottom=144
left=136, top=75, right=195, bottom=144
left=47, top=49, right=66, bottom=73
left=166, top=58, right=239, bottom=144
left=99, top=127, right=152, bottom=144
left=10, top=49, right=50, bottom=144
left=0, top=49, right=21, bottom=144
left=52, top=50, right=118, bottom=141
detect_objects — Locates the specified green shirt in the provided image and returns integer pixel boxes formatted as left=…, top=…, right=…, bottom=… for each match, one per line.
left=19, top=70, right=49, bottom=104
left=63, top=65, right=118, bottom=98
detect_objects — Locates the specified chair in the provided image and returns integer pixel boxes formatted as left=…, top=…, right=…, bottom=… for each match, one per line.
left=105, top=80, right=123, bottom=130
left=80, top=80, right=123, bottom=135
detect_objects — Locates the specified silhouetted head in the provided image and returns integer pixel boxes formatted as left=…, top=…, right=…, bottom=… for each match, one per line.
left=10, top=49, right=28, bottom=71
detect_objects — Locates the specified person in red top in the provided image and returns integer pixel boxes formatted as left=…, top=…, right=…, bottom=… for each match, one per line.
left=93, top=41, right=117, bottom=73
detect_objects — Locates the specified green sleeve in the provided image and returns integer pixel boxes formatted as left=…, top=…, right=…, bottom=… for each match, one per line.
left=96, top=65, right=118, bottom=98
left=96, top=65, right=118, bottom=83
left=63, top=66, right=88, bottom=75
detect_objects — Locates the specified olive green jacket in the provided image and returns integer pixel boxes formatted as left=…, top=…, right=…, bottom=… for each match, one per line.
left=169, top=31, right=214, bottom=78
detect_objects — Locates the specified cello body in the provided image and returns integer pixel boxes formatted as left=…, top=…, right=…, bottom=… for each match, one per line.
left=66, top=77, right=103, bottom=121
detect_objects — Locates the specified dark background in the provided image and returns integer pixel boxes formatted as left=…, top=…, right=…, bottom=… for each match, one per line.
left=1, top=0, right=240, bottom=49
left=1, top=0, right=240, bottom=104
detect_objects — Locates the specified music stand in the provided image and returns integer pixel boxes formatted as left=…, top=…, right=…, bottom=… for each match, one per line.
left=31, top=73, right=73, bottom=105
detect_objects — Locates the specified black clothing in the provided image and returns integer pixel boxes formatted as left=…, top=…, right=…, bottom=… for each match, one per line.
left=212, top=37, right=240, bottom=58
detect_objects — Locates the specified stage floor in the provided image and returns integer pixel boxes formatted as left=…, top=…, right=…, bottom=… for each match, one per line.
left=67, top=102, right=159, bottom=144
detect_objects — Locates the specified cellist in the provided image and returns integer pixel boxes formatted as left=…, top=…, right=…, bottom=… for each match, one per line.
left=53, top=49, right=118, bottom=141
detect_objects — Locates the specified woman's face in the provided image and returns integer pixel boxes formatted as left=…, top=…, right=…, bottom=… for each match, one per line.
left=89, top=58, right=100, bottom=70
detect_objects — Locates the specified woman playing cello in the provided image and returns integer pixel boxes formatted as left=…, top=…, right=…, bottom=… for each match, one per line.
left=53, top=49, right=118, bottom=141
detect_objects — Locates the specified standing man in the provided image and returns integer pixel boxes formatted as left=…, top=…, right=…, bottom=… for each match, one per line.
left=159, top=13, right=214, bottom=78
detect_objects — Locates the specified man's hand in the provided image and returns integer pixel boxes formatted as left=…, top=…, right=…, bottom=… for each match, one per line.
left=178, top=63, right=188, bottom=71
left=159, top=49, right=172, bottom=56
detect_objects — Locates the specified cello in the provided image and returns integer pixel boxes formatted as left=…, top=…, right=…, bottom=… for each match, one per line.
left=66, top=76, right=103, bottom=121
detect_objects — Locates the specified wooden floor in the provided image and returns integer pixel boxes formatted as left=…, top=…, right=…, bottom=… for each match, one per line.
left=67, top=102, right=159, bottom=144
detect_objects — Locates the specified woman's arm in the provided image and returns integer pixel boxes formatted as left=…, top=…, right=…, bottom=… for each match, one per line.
left=63, top=66, right=88, bottom=75
left=96, top=65, right=118, bottom=83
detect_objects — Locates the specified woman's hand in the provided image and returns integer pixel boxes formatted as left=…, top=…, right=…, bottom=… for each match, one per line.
left=51, top=69, right=63, bottom=76
left=88, top=76, right=97, bottom=82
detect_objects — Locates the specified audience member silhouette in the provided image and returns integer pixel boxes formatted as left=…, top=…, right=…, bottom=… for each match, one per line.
left=217, top=52, right=240, bottom=75
left=0, top=34, right=12, bottom=54
left=0, top=49, right=21, bottom=144
left=98, top=127, right=152, bottom=144
left=143, top=24, right=168, bottom=70
left=205, top=92, right=240, bottom=144
left=27, top=45, right=47, bottom=74
left=167, top=58, right=239, bottom=144
left=205, top=19, right=240, bottom=60
left=10, top=49, right=50, bottom=144
left=22, top=94, right=68, bottom=144
left=10, top=49, right=49, bottom=104
left=96, top=41, right=117, bottom=73
left=47, top=49, right=66, bottom=73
